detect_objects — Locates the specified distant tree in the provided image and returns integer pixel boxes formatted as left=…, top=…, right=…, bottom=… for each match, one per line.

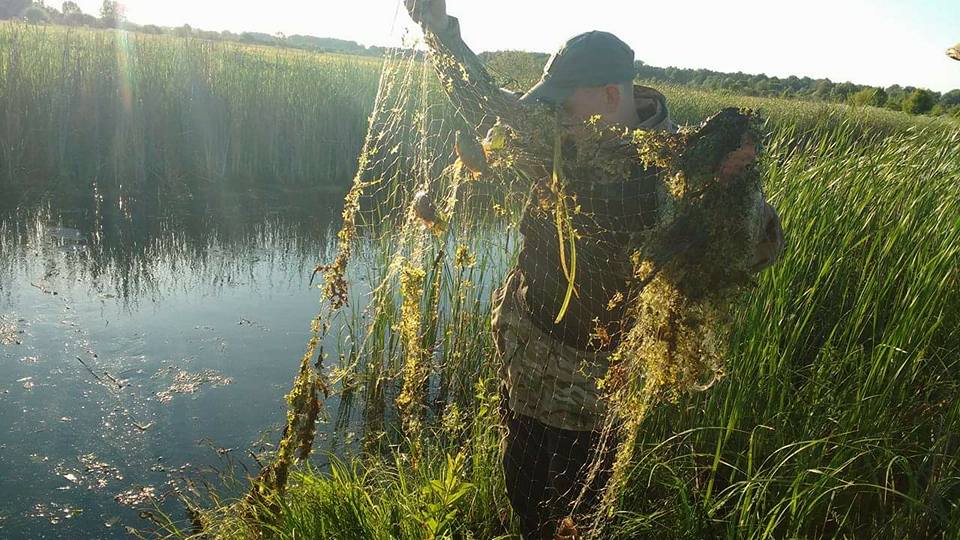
left=882, top=85, right=904, bottom=111
left=77, top=12, right=97, bottom=25
left=60, top=1, right=83, bottom=26
left=173, top=23, right=193, bottom=37
left=46, top=4, right=65, bottom=23
left=902, top=89, right=936, bottom=115
left=832, top=81, right=858, bottom=102
left=813, top=79, right=834, bottom=100
left=932, top=89, right=960, bottom=117
left=99, top=0, right=123, bottom=27
left=196, top=29, right=220, bottom=40
left=60, top=0, right=85, bottom=24
left=848, top=88, right=871, bottom=107
left=0, top=0, right=31, bottom=19
left=872, top=87, right=888, bottom=107
left=23, top=4, right=51, bottom=23
left=240, top=31, right=278, bottom=45
left=141, top=23, right=162, bottom=34
left=939, top=89, right=960, bottom=108
left=849, top=87, right=886, bottom=107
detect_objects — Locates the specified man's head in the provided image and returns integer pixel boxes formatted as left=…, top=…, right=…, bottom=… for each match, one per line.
left=521, top=31, right=639, bottom=127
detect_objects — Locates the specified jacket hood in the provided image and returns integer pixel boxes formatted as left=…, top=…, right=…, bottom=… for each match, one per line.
left=634, top=85, right=677, bottom=133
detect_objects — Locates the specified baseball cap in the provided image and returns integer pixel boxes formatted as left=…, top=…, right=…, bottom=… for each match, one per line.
left=520, top=31, right=637, bottom=105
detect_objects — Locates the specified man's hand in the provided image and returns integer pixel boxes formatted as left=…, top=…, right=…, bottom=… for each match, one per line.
left=718, top=134, right=757, bottom=182
left=713, top=132, right=784, bottom=273
left=405, top=0, right=449, bottom=32
left=750, top=202, right=784, bottom=273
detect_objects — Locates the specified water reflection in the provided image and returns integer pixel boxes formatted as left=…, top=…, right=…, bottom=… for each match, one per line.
left=0, top=182, right=518, bottom=538
left=0, top=193, right=340, bottom=538
left=0, top=185, right=343, bottom=304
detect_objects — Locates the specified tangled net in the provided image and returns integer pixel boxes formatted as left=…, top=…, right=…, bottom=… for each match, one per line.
left=252, top=11, right=770, bottom=537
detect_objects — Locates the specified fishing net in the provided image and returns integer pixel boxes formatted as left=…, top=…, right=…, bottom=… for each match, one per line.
left=254, top=7, right=774, bottom=538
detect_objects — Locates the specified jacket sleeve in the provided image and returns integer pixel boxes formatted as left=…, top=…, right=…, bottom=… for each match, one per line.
left=422, top=16, right=526, bottom=137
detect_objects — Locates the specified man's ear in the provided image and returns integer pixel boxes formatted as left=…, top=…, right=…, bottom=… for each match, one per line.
left=603, top=84, right=622, bottom=112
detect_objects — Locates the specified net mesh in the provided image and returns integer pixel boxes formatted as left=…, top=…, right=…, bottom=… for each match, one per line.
left=256, top=8, right=775, bottom=538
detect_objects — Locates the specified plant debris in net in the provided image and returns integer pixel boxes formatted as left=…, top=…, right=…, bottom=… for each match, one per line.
left=253, top=15, right=771, bottom=538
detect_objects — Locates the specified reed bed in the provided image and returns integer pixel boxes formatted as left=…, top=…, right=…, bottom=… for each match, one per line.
left=186, top=112, right=959, bottom=539
left=5, top=23, right=958, bottom=539
left=0, top=22, right=381, bottom=211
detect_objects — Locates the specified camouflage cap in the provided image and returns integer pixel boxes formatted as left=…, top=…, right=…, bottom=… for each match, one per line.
left=520, top=31, right=637, bottom=105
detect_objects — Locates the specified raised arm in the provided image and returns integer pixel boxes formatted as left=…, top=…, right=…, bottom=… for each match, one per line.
left=405, top=0, right=525, bottom=137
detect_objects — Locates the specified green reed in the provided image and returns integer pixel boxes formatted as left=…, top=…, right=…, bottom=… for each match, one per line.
left=18, top=26, right=956, bottom=538
left=0, top=22, right=380, bottom=210
left=228, top=104, right=958, bottom=539
left=601, top=113, right=959, bottom=538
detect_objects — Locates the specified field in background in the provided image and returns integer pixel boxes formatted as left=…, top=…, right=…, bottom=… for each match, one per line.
left=199, top=99, right=960, bottom=539
left=3, top=23, right=960, bottom=539
left=4, top=22, right=956, bottom=213
left=1, top=23, right=380, bottom=211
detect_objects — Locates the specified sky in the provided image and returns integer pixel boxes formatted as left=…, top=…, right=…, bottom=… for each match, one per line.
left=72, top=0, right=960, bottom=93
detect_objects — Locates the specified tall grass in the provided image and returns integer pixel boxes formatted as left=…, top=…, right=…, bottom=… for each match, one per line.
left=1, top=22, right=384, bottom=299
left=7, top=24, right=958, bottom=539
left=186, top=113, right=958, bottom=540
left=609, top=116, right=960, bottom=539
left=0, top=22, right=381, bottom=211
left=654, top=82, right=960, bottom=135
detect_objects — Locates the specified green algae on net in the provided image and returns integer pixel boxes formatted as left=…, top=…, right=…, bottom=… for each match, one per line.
left=481, top=106, right=766, bottom=411
left=254, top=40, right=768, bottom=531
left=480, top=106, right=768, bottom=523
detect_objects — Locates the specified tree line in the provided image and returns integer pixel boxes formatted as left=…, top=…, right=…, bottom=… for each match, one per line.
left=4, top=1, right=957, bottom=118
left=3, top=0, right=115, bottom=27
left=1, top=0, right=385, bottom=56
left=633, top=61, right=960, bottom=119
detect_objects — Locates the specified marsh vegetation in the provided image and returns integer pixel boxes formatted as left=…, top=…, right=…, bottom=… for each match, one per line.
left=1, top=22, right=958, bottom=539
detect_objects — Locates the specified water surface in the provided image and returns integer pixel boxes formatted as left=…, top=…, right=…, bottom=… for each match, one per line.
left=0, top=195, right=340, bottom=538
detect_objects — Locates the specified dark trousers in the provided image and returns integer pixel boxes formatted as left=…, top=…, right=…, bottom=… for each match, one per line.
left=501, top=407, right=616, bottom=540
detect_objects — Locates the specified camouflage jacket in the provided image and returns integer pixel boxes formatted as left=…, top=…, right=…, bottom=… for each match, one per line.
left=424, top=16, right=677, bottom=352
left=422, top=17, right=679, bottom=430
left=423, top=17, right=781, bottom=431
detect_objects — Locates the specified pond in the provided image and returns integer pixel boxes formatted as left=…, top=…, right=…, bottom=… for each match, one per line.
left=0, top=193, right=345, bottom=538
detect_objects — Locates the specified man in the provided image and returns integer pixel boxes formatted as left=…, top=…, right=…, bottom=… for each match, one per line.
left=405, top=2, right=784, bottom=538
